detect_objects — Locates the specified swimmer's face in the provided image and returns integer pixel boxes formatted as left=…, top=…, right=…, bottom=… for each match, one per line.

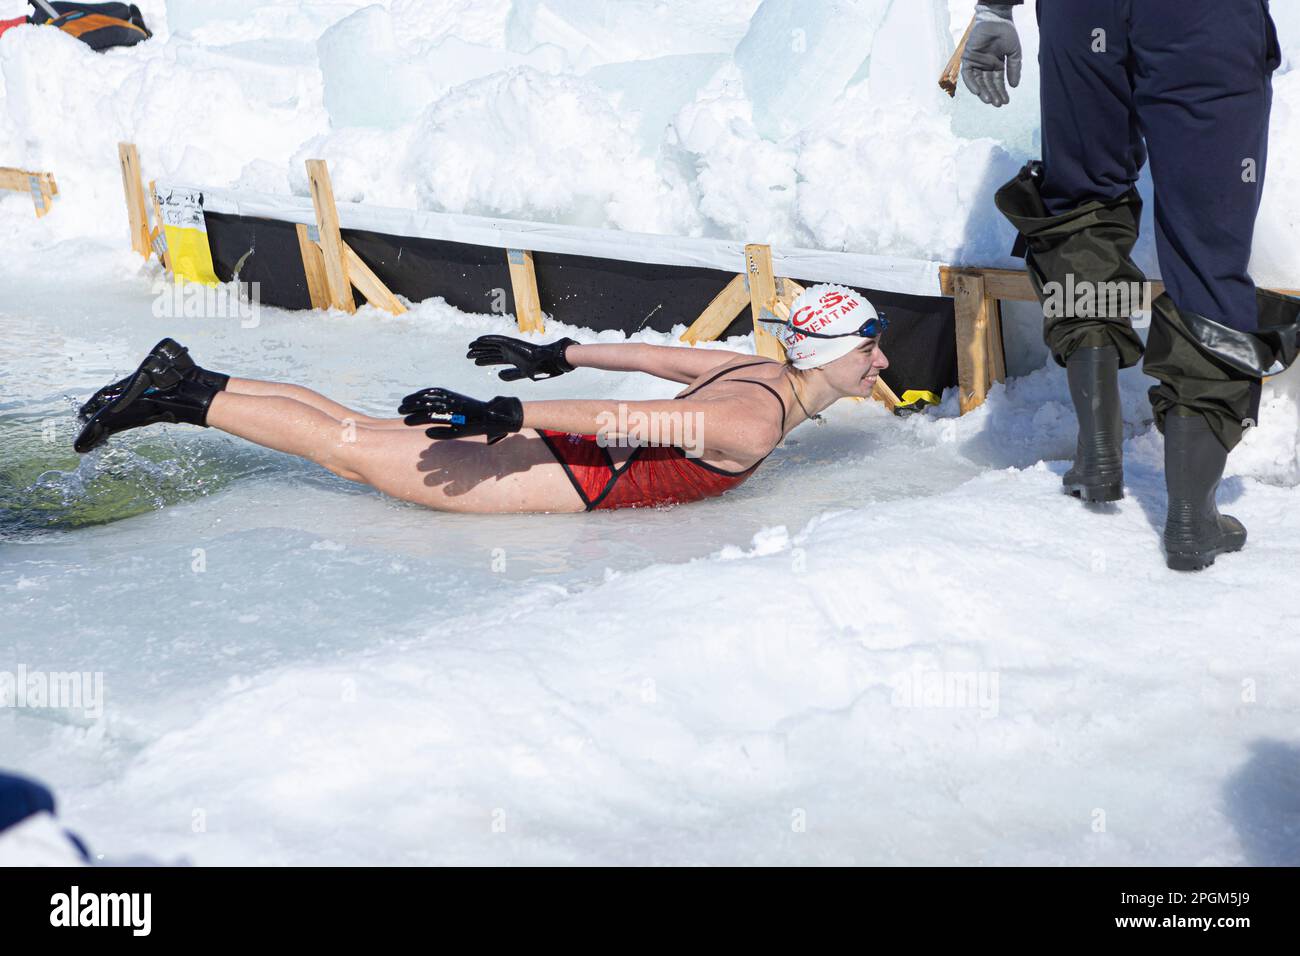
left=822, top=338, right=890, bottom=398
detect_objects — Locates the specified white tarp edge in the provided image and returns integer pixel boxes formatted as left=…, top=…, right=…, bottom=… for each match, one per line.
left=166, top=182, right=947, bottom=298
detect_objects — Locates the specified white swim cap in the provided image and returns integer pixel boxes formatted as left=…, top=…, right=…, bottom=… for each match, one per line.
left=773, top=284, right=884, bottom=370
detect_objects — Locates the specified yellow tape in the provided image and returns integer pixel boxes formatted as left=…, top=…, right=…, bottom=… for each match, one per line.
left=898, top=389, right=941, bottom=408
left=162, top=223, right=219, bottom=287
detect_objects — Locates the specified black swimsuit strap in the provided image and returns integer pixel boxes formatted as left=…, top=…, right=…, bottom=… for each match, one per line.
left=730, top=379, right=787, bottom=426
left=673, top=364, right=789, bottom=477
left=678, top=361, right=787, bottom=423
left=676, top=360, right=779, bottom=398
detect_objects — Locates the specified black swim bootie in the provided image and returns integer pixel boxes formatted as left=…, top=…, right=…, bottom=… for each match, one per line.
left=1163, top=411, right=1246, bottom=572
left=74, top=340, right=228, bottom=453
left=78, top=338, right=228, bottom=422
left=1061, top=345, right=1124, bottom=503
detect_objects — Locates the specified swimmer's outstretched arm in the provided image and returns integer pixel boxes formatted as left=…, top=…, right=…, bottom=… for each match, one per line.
left=566, top=343, right=748, bottom=384
left=468, top=335, right=749, bottom=385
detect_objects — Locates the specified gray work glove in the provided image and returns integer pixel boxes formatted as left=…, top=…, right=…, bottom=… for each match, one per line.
left=961, top=3, right=1022, bottom=108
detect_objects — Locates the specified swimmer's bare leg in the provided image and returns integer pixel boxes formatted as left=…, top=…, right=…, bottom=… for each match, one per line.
left=206, top=392, right=375, bottom=481
left=225, top=378, right=407, bottom=428
left=204, top=392, right=584, bottom=512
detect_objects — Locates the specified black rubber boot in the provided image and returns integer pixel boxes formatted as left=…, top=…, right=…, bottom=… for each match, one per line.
left=74, top=341, right=227, bottom=453
left=1163, top=412, right=1246, bottom=572
left=1061, top=345, right=1124, bottom=502
left=78, top=338, right=228, bottom=422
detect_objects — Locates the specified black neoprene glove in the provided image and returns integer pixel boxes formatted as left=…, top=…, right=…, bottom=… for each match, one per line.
left=466, top=335, right=578, bottom=381
left=399, top=387, right=524, bottom=444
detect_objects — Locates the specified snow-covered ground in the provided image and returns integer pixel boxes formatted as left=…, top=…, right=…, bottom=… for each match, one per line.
left=2, top=1, right=1300, bottom=865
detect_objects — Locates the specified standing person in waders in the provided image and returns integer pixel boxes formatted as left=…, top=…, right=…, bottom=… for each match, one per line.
left=962, top=0, right=1299, bottom=570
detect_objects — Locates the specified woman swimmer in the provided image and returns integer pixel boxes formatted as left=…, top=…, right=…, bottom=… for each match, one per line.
left=73, top=284, right=889, bottom=513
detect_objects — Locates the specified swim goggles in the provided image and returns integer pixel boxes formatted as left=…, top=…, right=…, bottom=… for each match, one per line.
left=760, top=309, right=889, bottom=339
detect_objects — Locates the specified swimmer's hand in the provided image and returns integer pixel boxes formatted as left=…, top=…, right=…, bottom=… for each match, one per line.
left=467, top=335, right=578, bottom=381
left=399, top=387, right=524, bottom=444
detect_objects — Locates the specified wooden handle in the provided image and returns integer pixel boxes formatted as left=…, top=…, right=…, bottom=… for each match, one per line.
left=939, top=14, right=977, bottom=97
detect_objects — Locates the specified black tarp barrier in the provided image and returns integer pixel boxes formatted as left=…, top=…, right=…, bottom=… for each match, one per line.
left=203, top=210, right=958, bottom=405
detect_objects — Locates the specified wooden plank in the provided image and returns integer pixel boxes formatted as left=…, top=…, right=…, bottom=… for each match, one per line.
left=295, top=223, right=328, bottom=311
left=940, top=14, right=975, bottom=97
left=680, top=274, right=750, bottom=344
left=344, top=242, right=407, bottom=315
left=147, top=179, right=172, bottom=272
left=0, top=167, right=27, bottom=191
left=0, top=166, right=57, bottom=215
left=778, top=277, right=805, bottom=306
left=872, top=377, right=900, bottom=412
left=985, top=293, right=1006, bottom=384
left=940, top=266, right=1173, bottom=303
left=953, top=273, right=994, bottom=414
left=118, top=143, right=151, bottom=258
left=35, top=173, right=55, bottom=218
left=506, top=248, right=545, bottom=333
left=304, top=158, right=355, bottom=313
left=941, top=266, right=1037, bottom=301
left=744, top=243, right=787, bottom=362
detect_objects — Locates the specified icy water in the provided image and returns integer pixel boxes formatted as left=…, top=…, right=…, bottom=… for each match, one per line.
left=1, top=281, right=982, bottom=857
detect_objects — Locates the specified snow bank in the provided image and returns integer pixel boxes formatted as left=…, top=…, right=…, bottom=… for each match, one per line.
left=317, top=5, right=564, bottom=130
left=1, top=0, right=1296, bottom=276
left=0, top=11, right=327, bottom=247
left=734, top=0, right=887, bottom=141
left=506, top=0, right=759, bottom=72
left=583, top=53, right=727, bottom=155
left=795, top=84, right=1021, bottom=263
left=403, top=69, right=700, bottom=233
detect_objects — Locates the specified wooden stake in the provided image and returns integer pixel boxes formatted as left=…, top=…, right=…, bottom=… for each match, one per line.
left=985, top=294, right=1007, bottom=385
left=953, top=273, right=997, bottom=413
left=304, top=158, right=355, bottom=313
left=744, top=244, right=787, bottom=362
left=295, top=223, right=328, bottom=310
left=118, top=143, right=151, bottom=258
left=680, top=274, right=750, bottom=344
left=34, top=173, right=55, bottom=218
left=147, top=179, right=173, bottom=273
left=0, top=167, right=57, bottom=218
left=506, top=248, right=545, bottom=333
left=940, top=14, right=975, bottom=97
left=345, top=244, right=407, bottom=315
left=778, top=277, right=805, bottom=306
left=872, top=377, right=901, bottom=412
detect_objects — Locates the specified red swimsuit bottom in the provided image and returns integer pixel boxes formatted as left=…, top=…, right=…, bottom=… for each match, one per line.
left=537, top=361, right=786, bottom=511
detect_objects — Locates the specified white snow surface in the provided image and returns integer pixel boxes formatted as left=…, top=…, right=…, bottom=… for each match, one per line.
left=1, top=0, right=1299, bottom=866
